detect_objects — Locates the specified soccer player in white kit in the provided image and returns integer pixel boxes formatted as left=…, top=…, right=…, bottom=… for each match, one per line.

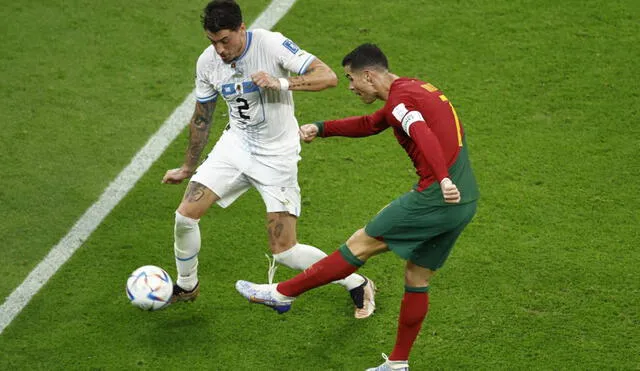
left=162, top=0, right=376, bottom=318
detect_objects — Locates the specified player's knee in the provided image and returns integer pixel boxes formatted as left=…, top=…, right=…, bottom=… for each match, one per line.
left=346, top=228, right=367, bottom=245
left=405, top=273, right=430, bottom=287
left=346, top=228, right=387, bottom=260
left=176, top=202, right=204, bottom=220
left=404, top=265, right=435, bottom=287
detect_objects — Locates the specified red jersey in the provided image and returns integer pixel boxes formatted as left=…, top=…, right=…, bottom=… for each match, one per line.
left=321, top=78, right=464, bottom=191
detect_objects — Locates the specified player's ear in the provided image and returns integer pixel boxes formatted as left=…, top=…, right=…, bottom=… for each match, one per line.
left=364, top=70, right=372, bottom=83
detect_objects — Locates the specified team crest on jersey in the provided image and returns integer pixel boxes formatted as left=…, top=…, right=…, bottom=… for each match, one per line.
left=220, top=81, right=260, bottom=98
left=221, top=84, right=236, bottom=96
left=282, top=39, right=300, bottom=54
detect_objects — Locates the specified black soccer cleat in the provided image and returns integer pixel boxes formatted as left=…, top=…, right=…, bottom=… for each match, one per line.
left=170, top=282, right=200, bottom=303
left=350, top=277, right=376, bottom=319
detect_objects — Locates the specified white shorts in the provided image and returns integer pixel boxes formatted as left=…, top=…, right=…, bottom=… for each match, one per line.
left=191, top=131, right=302, bottom=216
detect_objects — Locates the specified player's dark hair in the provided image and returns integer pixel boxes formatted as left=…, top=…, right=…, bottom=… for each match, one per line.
left=342, top=43, right=389, bottom=71
left=202, top=0, right=243, bottom=33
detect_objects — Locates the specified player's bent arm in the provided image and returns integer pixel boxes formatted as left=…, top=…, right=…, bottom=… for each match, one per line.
left=408, top=121, right=449, bottom=182
left=286, top=58, right=338, bottom=91
left=182, top=99, right=217, bottom=173
left=318, top=109, right=388, bottom=138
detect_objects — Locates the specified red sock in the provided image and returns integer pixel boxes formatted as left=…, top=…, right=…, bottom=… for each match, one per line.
left=277, top=249, right=360, bottom=297
left=389, top=291, right=429, bottom=361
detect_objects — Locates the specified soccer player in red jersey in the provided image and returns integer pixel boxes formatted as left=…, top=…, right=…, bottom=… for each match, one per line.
left=236, top=43, right=479, bottom=371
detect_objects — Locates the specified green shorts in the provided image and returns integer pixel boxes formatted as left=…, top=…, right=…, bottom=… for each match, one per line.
left=364, top=190, right=477, bottom=270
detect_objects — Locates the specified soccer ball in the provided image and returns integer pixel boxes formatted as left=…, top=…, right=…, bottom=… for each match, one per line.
left=126, top=265, right=173, bottom=311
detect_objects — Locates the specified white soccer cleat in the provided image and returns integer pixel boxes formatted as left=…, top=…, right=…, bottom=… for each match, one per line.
left=235, top=280, right=293, bottom=314
left=365, top=353, right=409, bottom=371
left=352, top=277, right=376, bottom=319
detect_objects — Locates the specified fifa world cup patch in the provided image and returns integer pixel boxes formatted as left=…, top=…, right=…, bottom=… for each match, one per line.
left=282, top=39, right=300, bottom=54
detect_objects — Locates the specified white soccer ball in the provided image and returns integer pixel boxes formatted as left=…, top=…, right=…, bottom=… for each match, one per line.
left=126, top=265, right=173, bottom=311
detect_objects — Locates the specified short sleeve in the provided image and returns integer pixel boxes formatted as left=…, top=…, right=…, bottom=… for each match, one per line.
left=264, top=31, right=316, bottom=75
left=194, top=53, right=218, bottom=103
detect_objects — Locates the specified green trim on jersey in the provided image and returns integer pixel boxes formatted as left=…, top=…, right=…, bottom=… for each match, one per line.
left=313, top=121, right=325, bottom=136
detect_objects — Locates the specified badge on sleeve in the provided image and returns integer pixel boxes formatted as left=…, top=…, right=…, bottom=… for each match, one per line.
left=282, top=39, right=300, bottom=54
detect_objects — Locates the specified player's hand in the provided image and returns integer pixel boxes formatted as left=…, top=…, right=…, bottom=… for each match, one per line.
left=251, top=71, right=280, bottom=90
left=440, top=178, right=461, bottom=203
left=162, top=167, right=194, bottom=184
left=299, top=124, right=319, bottom=143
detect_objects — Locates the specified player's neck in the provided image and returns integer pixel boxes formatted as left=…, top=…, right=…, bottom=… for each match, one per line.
left=376, top=72, right=400, bottom=101
left=239, top=30, right=248, bottom=56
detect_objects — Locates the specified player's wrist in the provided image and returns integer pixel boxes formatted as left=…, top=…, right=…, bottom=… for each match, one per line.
left=278, top=77, right=290, bottom=91
left=180, top=166, right=196, bottom=175
left=313, top=121, right=325, bottom=137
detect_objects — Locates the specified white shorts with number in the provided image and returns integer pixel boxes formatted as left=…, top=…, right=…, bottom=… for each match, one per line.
left=191, top=130, right=302, bottom=216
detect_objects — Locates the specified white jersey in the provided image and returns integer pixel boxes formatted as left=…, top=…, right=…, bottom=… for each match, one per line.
left=194, top=29, right=316, bottom=158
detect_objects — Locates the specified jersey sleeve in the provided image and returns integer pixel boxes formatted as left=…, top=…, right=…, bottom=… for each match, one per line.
left=391, top=99, right=450, bottom=182
left=263, top=31, right=316, bottom=75
left=321, top=109, right=389, bottom=137
left=194, top=52, right=218, bottom=103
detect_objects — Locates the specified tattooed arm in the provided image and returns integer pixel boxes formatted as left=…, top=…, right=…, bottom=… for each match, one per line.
left=251, top=58, right=338, bottom=92
left=287, top=58, right=337, bottom=91
left=162, top=100, right=217, bottom=184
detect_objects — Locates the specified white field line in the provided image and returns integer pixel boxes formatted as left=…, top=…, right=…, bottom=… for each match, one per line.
left=0, top=0, right=298, bottom=335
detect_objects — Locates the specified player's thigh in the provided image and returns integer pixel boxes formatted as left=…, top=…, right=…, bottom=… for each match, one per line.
left=365, top=192, right=476, bottom=265
left=254, top=182, right=301, bottom=217
left=409, top=201, right=477, bottom=270
left=345, top=228, right=389, bottom=261
left=250, top=163, right=301, bottom=252
left=364, top=192, right=428, bottom=261
left=190, top=145, right=253, bottom=210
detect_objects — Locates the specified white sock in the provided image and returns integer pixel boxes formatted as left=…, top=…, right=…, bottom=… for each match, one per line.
left=174, top=211, right=200, bottom=291
left=273, top=243, right=365, bottom=290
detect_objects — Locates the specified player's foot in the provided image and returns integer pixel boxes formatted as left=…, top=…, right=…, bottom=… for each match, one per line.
left=235, top=280, right=293, bottom=314
left=350, top=277, right=376, bottom=319
left=366, top=354, right=409, bottom=371
left=170, top=282, right=200, bottom=303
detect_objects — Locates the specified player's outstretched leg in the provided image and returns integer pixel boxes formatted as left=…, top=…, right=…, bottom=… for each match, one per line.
left=366, top=354, right=409, bottom=371
left=236, top=245, right=366, bottom=315
left=273, top=242, right=376, bottom=318
left=235, top=281, right=295, bottom=314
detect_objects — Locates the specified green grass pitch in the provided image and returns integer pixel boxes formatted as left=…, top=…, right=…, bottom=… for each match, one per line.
left=0, top=0, right=638, bottom=369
